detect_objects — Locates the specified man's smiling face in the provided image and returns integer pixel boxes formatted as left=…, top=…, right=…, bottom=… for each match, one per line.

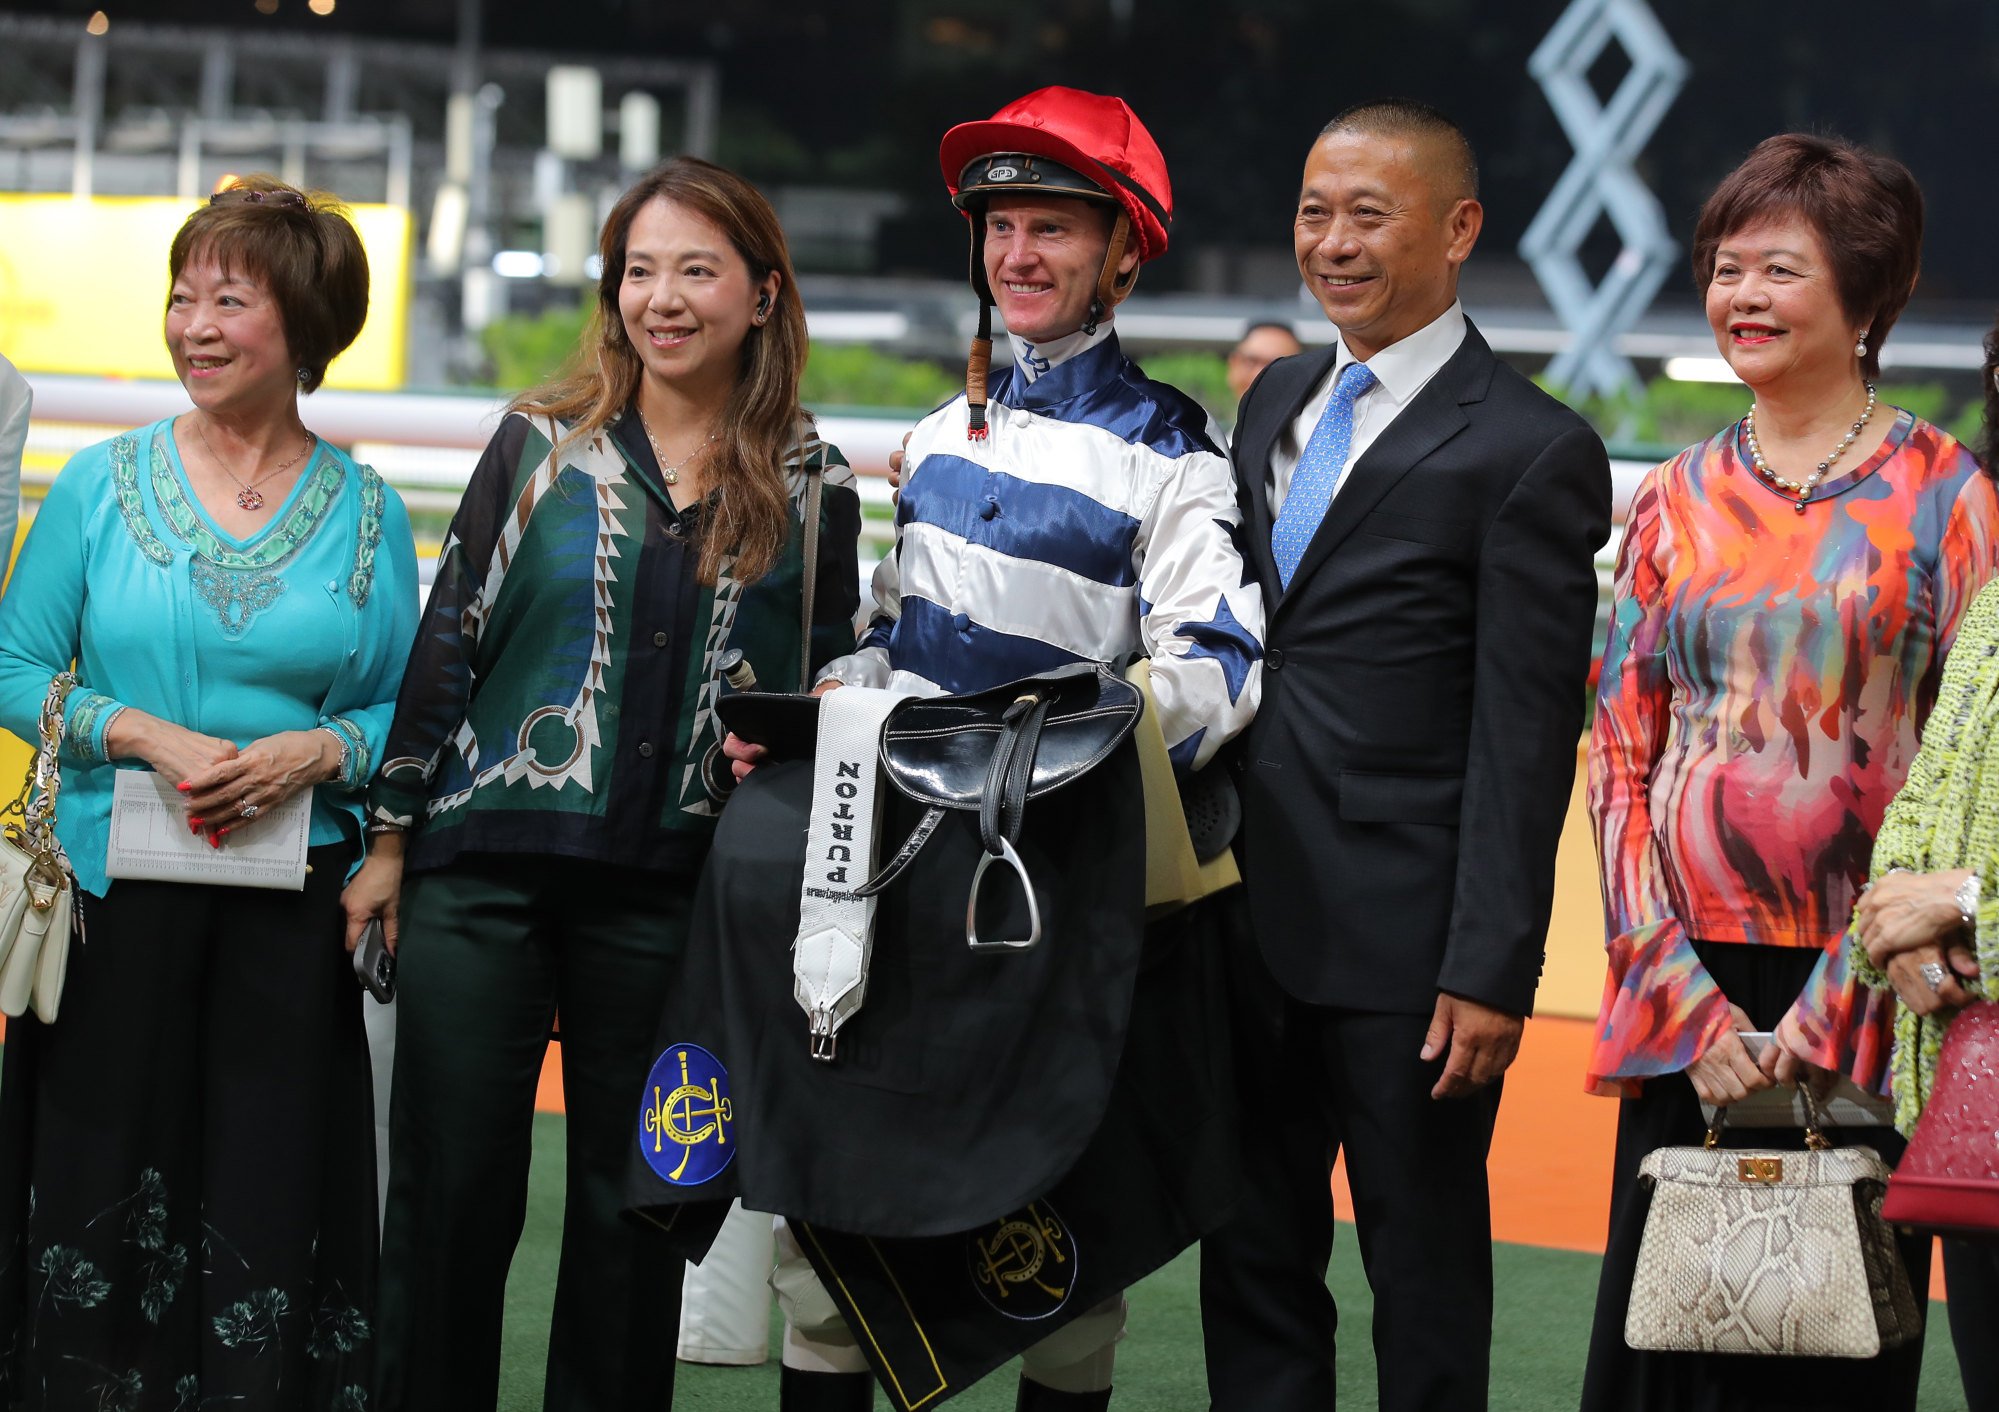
left=981, top=194, right=1132, bottom=345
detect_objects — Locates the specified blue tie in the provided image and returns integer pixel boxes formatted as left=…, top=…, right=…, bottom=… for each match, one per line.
left=1271, top=360, right=1377, bottom=589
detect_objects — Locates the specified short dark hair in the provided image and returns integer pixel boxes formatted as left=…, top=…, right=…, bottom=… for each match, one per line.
left=1235, top=320, right=1301, bottom=346
left=1691, top=133, right=1923, bottom=381
left=1319, top=99, right=1478, bottom=203
left=167, top=174, right=369, bottom=393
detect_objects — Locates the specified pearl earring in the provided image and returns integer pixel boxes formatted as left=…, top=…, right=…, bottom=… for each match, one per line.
left=1854, top=337, right=1867, bottom=360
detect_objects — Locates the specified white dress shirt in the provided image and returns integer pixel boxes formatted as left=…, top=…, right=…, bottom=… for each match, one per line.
left=1267, top=301, right=1467, bottom=515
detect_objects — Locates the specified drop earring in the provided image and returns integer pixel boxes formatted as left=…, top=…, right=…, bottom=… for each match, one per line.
left=1854, top=336, right=1868, bottom=361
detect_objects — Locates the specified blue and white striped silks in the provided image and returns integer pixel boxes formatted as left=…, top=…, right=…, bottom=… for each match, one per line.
left=820, top=334, right=1263, bottom=772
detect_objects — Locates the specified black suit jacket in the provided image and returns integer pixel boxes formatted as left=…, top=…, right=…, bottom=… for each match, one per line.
left=1231, top=320, right=1612, bottom=1017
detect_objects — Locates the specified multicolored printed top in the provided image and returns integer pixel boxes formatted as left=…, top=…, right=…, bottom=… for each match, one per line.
left=1587, top=411, right=1999, bottom=1096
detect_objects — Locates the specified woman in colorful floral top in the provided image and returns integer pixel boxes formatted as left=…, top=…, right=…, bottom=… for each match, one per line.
left=1579, top=136, right=1999, bottom=1411
left=341, top=158, right=861, bottom=1411
left=0, top=178, right=416, bottom=1410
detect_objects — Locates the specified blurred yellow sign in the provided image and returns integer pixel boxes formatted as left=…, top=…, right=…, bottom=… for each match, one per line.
left=0, top=195, right=409, bottom=390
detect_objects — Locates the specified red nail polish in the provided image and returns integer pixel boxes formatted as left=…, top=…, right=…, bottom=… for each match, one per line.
left=208, top=833, right=220, bottom=849
left=188, top=818, right=204, bottom=833
left=176, top=781, right=192, bottom=793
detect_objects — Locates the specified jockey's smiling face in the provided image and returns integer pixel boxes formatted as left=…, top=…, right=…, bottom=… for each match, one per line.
left=981, top=195, right=1137, bottom=346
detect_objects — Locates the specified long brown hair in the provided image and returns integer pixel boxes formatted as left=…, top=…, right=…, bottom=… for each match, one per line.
left=516, top=157, right=808, bottom=584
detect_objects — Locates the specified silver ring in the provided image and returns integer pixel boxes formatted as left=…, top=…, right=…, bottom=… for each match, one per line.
left=1919, top=961, right=1948, bottom=991
left=239, top=798, right=260, bottom=820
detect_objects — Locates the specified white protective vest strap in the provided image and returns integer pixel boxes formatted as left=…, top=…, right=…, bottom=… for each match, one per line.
left=792, top=685, right=906, bottom=1060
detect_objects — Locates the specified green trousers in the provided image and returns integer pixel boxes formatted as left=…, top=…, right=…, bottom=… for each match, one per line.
left=372, top=854, right=690, bottom=1411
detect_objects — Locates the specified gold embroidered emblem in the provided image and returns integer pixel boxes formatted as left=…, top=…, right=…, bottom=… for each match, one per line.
left=643, top=1049, right=734, bottom=1182
left=968, top=1201, right=1076, bottom=1320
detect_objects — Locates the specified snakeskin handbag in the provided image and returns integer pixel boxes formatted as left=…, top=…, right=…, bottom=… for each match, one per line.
left=1881, top=1001, right=1999, bottom=1236
left=0, top=672, right=77, bottom=1022
left=1625, top=1102, right=1920, bottom=1358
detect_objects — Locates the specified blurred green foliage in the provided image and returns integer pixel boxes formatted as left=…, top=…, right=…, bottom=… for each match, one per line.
left=799, top=343, right=958, bottom=412
left=1539, top=377, right=1989, bottom=460
left=476, top=304, right=1994, bottom=455
left=479, top=298, right=593, bottom=392
left=1133, top=351, right=1233, bottom=421
left=477, top=301, right=959, bottom=412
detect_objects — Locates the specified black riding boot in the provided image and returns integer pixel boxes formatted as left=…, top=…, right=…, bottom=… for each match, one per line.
left=780, top=1364, right=877, bottom=1410
left=1015, top=1378, right=1112, bottom=1411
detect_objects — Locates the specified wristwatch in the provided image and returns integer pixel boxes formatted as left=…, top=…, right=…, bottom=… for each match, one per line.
left=1955, top=872, right=1982, bottom=933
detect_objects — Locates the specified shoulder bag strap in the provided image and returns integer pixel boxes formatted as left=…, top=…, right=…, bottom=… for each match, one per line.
left=799, top=454, right=823, bottom=689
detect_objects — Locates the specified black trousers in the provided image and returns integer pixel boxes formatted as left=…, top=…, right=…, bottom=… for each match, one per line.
left=1943, top=1240, right=1999, bottom=1411
left=1200, top=895, right=1503, bottom=1412
left=371, top=855, right=690, bottom=1412
left=0, top=843, right=376, bottom=1411
left=1579, top=941, right=1931, bottom=1412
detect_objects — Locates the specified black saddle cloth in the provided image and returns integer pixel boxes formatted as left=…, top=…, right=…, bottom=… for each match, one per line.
left=628, top=735, right=1148, bottom=1239
left=623, top=736, right=1240, bottom=1404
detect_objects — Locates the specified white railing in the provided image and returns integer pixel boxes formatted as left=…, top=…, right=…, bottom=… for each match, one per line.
left=17, top=373, right=1648, bottom=594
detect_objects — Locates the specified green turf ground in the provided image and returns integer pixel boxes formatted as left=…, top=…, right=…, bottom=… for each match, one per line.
left=502, top=1114, right=1973, bottom=1411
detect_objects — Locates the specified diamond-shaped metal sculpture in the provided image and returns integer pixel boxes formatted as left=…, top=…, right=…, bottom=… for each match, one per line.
left=1521, top=0, right=1688, bottom=400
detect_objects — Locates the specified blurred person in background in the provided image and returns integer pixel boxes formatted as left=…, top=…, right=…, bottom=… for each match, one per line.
left=1582, top=134, right=1999, bottom=1410
left=0, top=352, right=27, bottom=588
left=345, top=155, right=860, bottom=1412
left=1225, top=319, right=1304, bottom=407
left=1848, top=309, right=1999, bottom=1412
left=0, top=176, right=415, bottom=1410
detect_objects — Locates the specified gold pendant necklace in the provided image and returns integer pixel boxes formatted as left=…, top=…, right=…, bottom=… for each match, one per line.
left=636, top=409, right=716, bottom=487
left=194, top=419, right=316, bottom=511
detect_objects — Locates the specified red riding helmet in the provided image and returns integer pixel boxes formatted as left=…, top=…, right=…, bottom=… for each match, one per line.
left=937, top=87, right=1174, bottom=437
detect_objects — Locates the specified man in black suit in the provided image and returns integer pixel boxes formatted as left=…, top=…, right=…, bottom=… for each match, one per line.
left=1200, top=101, right=1611, bottom=1410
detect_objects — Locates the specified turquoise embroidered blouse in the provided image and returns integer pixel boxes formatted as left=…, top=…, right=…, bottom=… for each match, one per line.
left=0, top=417, right=419, bottom=894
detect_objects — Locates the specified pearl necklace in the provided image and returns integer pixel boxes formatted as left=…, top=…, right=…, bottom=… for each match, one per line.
left=636, top=409, right=716, bottom=487
left=1743, top=383, right=1877, bottom=515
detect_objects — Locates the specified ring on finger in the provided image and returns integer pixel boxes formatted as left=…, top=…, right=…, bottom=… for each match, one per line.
left=1919, top=960, right=1948, bottom=991
left=239, top=794, right=261, bottom=821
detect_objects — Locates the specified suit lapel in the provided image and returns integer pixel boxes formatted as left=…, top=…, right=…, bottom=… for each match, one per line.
left=1276, top=329, right=1493, bottom=606
left=1238, top=346, right=1336, bottom=603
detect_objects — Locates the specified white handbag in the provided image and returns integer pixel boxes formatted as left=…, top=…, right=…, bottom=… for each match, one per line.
left=0, top=672, right=77, bottom=1022
left=1624, top=1100, right=1920, bottom=1359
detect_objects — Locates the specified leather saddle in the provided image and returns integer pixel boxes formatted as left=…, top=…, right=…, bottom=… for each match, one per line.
left=717, top=663, right=1143, bottom=949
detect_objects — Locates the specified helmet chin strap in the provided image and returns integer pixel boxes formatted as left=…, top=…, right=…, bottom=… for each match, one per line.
left=966, top=237, right=996, bottom=440
left=1082, top=212, right=1139, bottom=337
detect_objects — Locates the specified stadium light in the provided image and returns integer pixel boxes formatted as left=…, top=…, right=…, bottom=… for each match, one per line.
left=492, top=250, right=546, bottom=279
left=309, top=0, right=336, bottom=13
left=86, top=11, right=110, bottom=35
left=255, top=0, right=279, bottom=12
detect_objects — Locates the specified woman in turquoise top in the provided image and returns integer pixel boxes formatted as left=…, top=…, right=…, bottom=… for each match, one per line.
left=0, top=178, right=416, bottom=1411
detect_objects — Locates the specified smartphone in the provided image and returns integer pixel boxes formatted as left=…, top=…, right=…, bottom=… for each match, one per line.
left=353, top=918, right=397, bottom=1003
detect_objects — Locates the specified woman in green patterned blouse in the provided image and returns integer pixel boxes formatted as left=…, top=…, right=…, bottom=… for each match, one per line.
left=345, top=157, right=862, bottom=1411
left=1852, top=314, right=1999, bottom=1410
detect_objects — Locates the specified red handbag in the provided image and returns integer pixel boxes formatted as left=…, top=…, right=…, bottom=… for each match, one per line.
left=1882, top=1000, right=1999, bottom=1236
